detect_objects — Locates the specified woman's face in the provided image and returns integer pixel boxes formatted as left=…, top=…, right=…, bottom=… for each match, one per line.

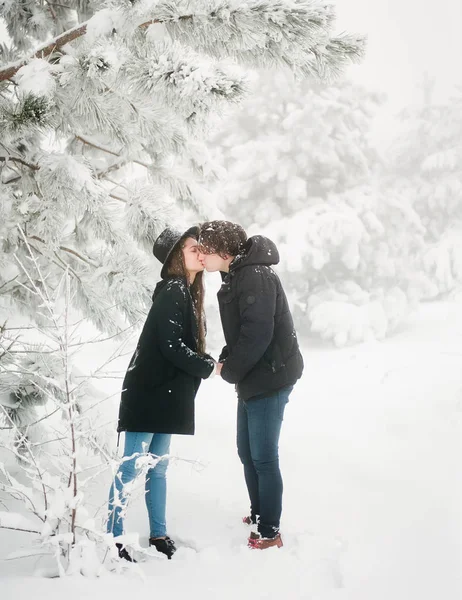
left=182, top=237, right=204, bottom=274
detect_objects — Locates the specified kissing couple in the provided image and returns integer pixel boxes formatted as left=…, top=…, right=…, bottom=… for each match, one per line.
left=107, top=220, right=304, bottom=561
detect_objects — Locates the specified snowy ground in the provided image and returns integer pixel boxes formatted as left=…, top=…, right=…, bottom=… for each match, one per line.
left=1, top=302, right=462, bottom=599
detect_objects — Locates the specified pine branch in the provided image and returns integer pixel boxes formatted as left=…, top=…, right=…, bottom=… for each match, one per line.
left=0, top=15, right=169, bottom=82
left=75, top=135, right=119, bottom=158
left=1, top=139, right=147, bottom=192
left=3, top=175, right=22, bottom=184
left=28, top=235, right=97, bottom=268
left=0, top=1, right=364, bottom=84
left=75, top=135, right=151, bottom=169
left=1, top=156, right=40, bottom=171
left=95, top=160, right=129, bottom=179
left=109, top=193, right=126, bottom=203
left=44, top=0, right=58, bottom=22
left=21, top=241, right=82, bottom=283
left=0, top=21, right=91, bottom=82
left=105, top=177, right=129, bottom=191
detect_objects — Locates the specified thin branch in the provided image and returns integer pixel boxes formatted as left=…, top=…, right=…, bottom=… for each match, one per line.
left=105, top=177, right=129, bottom=191
left=95, top=159, right=129, bottom=179
left=0, top=473, right=42, bottom=517
left=28, top=235, right=97, bottom=268
left=0, top=407, right=60, bottom=431
left=0, top=333, right=20, bottom=362
left=1, top=156, right=39, bottom=171
left=75, top=135, right=119, bottom=157
left=0, top=275, right=19, bottom=292
left=76, top=135, right=151, bottom=169
left=109, top=193, right=126, bottom=203
left=48, top=1, right=73, bottom=8
left=3, top=175, right=22, bottom=184
left=0, top=525, right=41, bottom=535
left=0, top=21, right=90, bottom=82
left=20, top=240, right=83, bottom=283
left=45, top=0, right=58, bottom=21
left=0, top=407, right=49, bottom=512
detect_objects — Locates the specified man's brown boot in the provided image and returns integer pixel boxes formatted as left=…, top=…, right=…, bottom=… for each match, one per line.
left=249, top=533, right=283, bottom=550
left=247, top=531, right=260, bottom=547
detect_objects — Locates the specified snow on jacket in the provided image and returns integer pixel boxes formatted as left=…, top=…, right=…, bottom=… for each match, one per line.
left=218, top=235, right=304, bottom=400
left=118, top=276, right=214, bottom=435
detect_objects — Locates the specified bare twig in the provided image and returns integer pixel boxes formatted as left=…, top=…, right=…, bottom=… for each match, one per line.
left=0, top=525, right=41, bottom=535
left=109, top=193, right=126, bottom=203
left=1, top=156, right=39, bottom=171
left=44, top=0, right=58, bottom=21
left=0, top=407, right=60, bottom=431
left=28, top=235, right=97, bottom=268
left=0, top=407, right=49, bottom=513
left=76, top=135, right=151, bottom=169
left=0, top=275, right=19, bottom=292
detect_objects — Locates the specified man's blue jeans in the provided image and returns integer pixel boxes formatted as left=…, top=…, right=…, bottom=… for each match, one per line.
left=236, top=385, right=292, bottom=539
left=107, top=431, right=171, bottom=539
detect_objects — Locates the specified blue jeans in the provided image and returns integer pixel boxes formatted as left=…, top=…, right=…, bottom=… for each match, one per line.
left=107, top=431, right=171, bottom=539
left=237, top=386, right=292, bottom=539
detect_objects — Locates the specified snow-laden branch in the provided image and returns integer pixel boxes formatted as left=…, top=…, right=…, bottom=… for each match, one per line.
left=0, top=21, right=91, bottom=82
left=0, top=0, right=365, bottom=83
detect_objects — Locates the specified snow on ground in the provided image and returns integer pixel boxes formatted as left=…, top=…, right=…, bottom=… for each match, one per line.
left=1, top=302, right=462, bottom=599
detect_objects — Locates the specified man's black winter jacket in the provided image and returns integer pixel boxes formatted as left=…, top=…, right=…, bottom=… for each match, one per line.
left=219, top=235, right=304, bottom=400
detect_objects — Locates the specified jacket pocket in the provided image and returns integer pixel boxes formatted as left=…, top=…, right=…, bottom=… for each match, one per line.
left=263, top=340, right=285, bottom=373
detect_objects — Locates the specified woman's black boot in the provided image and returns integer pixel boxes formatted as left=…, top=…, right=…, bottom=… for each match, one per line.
left=149, top=536, right=177, bottom=559
left=116, top=543, right=136, bottom=562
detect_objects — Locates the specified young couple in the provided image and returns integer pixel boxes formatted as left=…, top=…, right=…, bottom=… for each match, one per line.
left=107, top=220, right=304, bottom=561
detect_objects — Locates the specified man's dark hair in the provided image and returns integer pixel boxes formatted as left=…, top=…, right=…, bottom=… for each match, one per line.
left=198, top=221, right=248, bottom=257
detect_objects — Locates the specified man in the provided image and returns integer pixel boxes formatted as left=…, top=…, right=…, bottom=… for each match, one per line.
left=198, top=220, right=304, bottom=550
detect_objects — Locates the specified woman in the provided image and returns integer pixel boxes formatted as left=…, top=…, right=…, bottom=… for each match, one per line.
left=107, top=226, right=217, bottom=562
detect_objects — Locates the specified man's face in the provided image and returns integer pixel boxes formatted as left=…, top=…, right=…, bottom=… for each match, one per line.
left=197, top=248, right=227, bottom=272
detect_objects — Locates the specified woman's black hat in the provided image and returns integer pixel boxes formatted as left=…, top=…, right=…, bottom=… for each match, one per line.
left=153, top=225, right=199, bottom=279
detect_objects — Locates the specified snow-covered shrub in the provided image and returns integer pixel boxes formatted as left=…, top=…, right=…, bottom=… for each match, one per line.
left=390, top=88, right=462, bottom=298
left=211, top=72, right=442, bottom=345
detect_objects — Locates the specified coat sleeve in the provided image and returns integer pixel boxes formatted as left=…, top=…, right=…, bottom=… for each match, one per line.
left=220, top=269, right=276, bottom=384
left=218, top=346, right=229, bottom=362
left=155, top=283, right=215, bottom=379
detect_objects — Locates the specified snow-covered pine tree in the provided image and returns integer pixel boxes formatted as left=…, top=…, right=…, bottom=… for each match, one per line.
left=389, top=84, right=462, bottom=299
left=213, top=73, right=379, bottom=225
left=0, top=1, right=365, bottom=420
left=212, top=72, right=423, bottom=346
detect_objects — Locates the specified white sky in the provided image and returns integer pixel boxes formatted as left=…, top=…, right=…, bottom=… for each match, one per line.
left=1, top=0, right=461, bottom=110
left=336, top=0, right=462, bottom=108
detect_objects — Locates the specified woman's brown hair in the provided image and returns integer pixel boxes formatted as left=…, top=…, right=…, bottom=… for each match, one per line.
left=165, top=236, right=206, bottom=355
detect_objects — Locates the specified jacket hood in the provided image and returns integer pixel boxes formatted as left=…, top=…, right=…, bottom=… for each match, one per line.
left=230, top=235, right=279, bottom=272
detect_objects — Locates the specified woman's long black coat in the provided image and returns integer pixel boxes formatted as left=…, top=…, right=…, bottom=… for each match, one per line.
left=117, top=277, right=214, bottom=435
